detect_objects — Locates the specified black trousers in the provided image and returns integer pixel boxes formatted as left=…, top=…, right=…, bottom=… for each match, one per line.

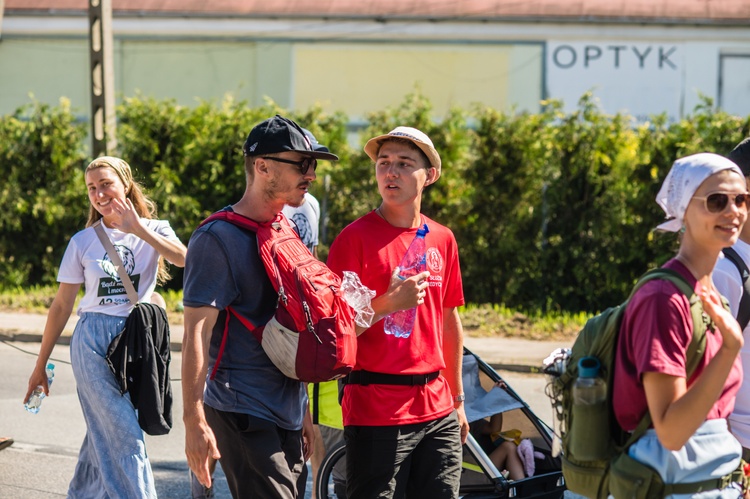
left=205, top=406, right=308, bottom=498
left=344, top=411, right=462, bottom=499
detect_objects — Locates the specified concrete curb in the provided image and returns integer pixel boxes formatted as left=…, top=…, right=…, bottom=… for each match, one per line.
left=0, top=311, right=573, bottom=372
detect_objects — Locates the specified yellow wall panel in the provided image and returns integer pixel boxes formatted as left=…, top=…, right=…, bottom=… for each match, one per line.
left=294, top=43, right=533, bottom=118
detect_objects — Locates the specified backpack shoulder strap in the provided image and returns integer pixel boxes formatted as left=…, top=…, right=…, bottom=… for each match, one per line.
left=722, top=247, right=750, bottom=330
left=199, top=210, right=262, bottom=232
left=198, top=210, right=268, bottom=381
left=623, top=267, right=708, bottom=447
left=93, top=220, right=140, bottom=305
left=628, top=267, right=694, bottom=299
left=208, top=305, right=261, bottom=380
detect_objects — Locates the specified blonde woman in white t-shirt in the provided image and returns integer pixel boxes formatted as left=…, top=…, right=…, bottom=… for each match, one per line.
left=23, top=156, right=186, bottom=498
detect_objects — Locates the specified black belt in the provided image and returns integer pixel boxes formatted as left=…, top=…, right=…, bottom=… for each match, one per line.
left=343, top=370, right=440, bottom=386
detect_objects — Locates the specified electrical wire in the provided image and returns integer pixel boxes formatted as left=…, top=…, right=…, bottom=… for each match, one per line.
left=0, top=338, right=72, bottom=365
left=0, top=338, right=182, bottom=380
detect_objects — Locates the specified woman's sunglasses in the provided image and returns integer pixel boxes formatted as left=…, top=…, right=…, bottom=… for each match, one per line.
left=692, top=192, right=750, bottom=213
left=261, top=156, right=317, bottom=175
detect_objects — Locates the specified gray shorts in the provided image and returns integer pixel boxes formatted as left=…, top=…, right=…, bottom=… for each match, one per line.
left=319, top=425, right=346, bottom=482
left=319, top=424, right=344, bottom=451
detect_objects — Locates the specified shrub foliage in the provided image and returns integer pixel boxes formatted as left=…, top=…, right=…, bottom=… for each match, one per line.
left=2, top=93, right=749, bottom=313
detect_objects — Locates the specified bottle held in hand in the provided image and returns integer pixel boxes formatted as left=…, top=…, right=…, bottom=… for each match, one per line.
left=384, top=224, right=430, bottom=338
left=25, top=363, right=55, bottom=414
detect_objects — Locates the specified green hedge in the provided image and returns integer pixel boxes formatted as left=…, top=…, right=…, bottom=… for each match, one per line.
left=1, top=92, right=748, bottom=313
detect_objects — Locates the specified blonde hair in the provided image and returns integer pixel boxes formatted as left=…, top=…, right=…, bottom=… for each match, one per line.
left=85, top=156, right=170, bottom=284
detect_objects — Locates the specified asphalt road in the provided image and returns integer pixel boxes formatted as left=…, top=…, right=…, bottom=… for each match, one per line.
left=0, top=340, right=554, bottom=498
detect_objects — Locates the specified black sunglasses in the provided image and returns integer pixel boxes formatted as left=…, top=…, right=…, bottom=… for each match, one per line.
left=262, top=156, right=317, bottom=175
left=692, top=192, right=750, bottom=213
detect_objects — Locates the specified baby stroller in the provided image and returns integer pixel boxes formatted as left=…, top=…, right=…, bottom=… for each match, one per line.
left=316, top=347, right=565, bottom=498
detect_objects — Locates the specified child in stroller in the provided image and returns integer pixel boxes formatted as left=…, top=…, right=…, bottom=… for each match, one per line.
left=316, top=349, right=564, bottom=498
left=470, top=388, right=527, bottom=481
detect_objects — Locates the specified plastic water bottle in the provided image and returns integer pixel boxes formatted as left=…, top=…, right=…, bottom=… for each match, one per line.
left=24, top=363, right=55, bottom=414
left=570, top=356, right=608, bottom=460
left=572, top=357, right=606, bottom=405
left=384, top=224, right=430, bottom=338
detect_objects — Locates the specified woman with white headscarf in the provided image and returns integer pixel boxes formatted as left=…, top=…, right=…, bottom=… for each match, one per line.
left=612, top=153, right=749, bottom=497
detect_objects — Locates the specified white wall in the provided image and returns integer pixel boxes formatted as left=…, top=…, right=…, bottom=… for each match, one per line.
left=0, top=14, right=748, bottom=121
left=545, top=39, right=750, bottom=121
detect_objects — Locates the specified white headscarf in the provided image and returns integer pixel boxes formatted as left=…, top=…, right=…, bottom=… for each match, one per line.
left=656, top=153, right=743, bottom=232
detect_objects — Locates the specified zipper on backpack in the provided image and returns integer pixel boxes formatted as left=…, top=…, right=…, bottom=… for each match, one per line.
left=270, top=238, right=291, bottom=294
left=303, top=301, right=322, bottom=343
left=270, top=236, right=321, bottom=342
left=296, top=271, right=320, bottom=342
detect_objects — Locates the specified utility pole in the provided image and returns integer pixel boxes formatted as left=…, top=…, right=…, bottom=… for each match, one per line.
left=0, top=1, right=6, bottom=40
left=88, top=0, right=116, bottom=157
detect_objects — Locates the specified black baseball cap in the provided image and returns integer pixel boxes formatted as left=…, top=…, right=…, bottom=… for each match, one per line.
left=729, top=137, right=750, bottom=177
left=301, top=128, right=331, bottom=153
left=243, top=115, right=339, bottom=161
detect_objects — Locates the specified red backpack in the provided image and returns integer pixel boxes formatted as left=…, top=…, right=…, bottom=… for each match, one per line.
left=199, top=210, right=357, bottom=383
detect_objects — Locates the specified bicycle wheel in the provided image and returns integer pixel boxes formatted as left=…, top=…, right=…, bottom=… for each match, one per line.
left=316, top=439, right=347, bottom=499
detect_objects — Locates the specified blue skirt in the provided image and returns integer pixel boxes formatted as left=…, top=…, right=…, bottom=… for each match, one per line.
left=67, top=312, right=157, bottom=499
left=629, top=418, right=742, bottom=499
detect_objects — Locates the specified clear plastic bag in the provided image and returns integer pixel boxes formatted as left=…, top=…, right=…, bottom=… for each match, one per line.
left=341, top=271, right=376, bottom=328
left=542, top=347, right=571, bottom=457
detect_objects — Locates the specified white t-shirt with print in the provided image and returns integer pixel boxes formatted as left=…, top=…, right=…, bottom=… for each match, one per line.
left=57, top=219, right=180, bottom=317
left=714, top=238, right=750, bottom=448
left=281, top=192, right=320, bottom=253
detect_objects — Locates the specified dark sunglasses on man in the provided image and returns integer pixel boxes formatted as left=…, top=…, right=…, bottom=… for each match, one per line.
left=262, top=156, right=317, bottom=175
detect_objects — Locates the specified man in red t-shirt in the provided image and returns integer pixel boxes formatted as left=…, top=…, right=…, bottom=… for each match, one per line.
left=327, top=126, right=469, bottom=498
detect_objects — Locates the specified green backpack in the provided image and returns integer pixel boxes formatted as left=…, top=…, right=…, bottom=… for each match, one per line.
left=549, top=267, right=743, bottom=499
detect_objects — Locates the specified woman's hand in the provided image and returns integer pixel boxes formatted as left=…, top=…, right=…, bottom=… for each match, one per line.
left=24, top=364, right=51, bottom=404
left=105, top=199, right=187, bottom=266
left=109, top=198, right=143, bottom=235
left=699, top=283, right=743, bottom=353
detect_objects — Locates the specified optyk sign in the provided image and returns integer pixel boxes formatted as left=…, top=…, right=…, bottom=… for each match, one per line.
left=551, top=44, right=678, bottom=70
left=546, top=41, right=684, bottom=122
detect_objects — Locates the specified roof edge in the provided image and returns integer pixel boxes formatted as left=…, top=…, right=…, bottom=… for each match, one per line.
left=6, top=9, right=750, bottom=27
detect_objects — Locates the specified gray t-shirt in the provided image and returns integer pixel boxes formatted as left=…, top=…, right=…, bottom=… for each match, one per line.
left=183, top=207, right=306, bottom=430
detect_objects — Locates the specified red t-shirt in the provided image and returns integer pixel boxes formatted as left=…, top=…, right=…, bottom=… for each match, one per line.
left=612, top=259, right=742, bottom=431
left=327, top=211, right=465, bottom=426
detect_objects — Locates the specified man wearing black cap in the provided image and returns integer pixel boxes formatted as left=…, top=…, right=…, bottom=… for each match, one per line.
left=181, top=115, right=338, bottom=498
left=715, top=137, right=750, bottom=462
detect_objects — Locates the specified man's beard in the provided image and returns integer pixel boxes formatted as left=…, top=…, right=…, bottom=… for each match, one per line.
left=264, top=173, right=305, bottom=207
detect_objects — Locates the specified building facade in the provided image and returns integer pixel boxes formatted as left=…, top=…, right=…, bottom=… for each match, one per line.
left=1, top=0, right=748, bottom=122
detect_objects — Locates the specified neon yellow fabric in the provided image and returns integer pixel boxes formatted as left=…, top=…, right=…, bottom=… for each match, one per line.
left=308, top=380, right=344, bottom=430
